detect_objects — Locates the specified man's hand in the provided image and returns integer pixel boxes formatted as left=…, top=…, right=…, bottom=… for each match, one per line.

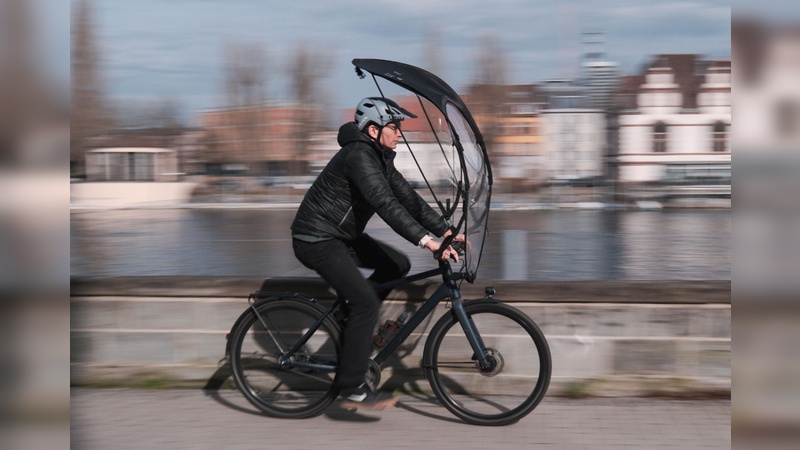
left=425, top=232, right=465, bottom=262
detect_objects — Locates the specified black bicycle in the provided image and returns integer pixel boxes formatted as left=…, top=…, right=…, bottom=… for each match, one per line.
left=226, top=59, right=551, bottom=425
left=226, top=250, right=551, bottom=426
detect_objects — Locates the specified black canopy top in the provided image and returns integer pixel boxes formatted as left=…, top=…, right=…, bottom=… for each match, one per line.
left=352, top=58, right=484, bottom=145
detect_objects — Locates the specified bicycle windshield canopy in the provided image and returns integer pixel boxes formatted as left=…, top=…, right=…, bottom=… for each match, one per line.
left=445, top=103, right=490, bottom=281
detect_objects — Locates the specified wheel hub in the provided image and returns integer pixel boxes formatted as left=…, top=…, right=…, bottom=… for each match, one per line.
left=477, top=348, right=504, bottom=377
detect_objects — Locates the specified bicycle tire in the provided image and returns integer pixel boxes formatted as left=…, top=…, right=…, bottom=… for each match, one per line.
left=228, top=298, right=342, bottom=418
left=423, top=300, right=551, bottom=426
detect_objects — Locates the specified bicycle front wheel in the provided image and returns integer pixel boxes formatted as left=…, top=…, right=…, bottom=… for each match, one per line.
left=423, top=301, right=551, bottom=426
left=228, top=298, right=341, bottom=418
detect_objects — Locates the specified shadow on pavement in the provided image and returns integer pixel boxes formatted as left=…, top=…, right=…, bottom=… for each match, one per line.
left=393, top=394, right=462, bottom=424
left=201, top=362, right=268, bottom=417
left=324, top=405, right=382, bottom=422
left=202, top=360, right=382, bottom=422
left=202, top=357, right=461, bottom=424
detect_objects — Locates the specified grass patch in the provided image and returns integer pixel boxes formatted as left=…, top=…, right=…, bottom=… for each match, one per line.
left=559, top=380, right=596, bottom=398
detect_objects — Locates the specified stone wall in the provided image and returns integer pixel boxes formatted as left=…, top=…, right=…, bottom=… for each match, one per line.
left=70, top=277, right=730, bottom=397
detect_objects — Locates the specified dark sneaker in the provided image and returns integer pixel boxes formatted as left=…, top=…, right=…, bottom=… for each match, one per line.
left=339, top=383, right=398, bottom=411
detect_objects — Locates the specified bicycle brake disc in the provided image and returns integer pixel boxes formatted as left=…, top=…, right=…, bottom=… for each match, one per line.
left=366, top=360, right=382, bottom=387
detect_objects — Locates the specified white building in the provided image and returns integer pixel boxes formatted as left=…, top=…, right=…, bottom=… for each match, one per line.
left=73, top=147, right=197, bottom=206
left=85, top=147, right=181, bottom=182
left=540, top=109, right=606, bottom=182
left=538, top=81, right=606, bottom=183
left=617, top=55, right=731, bottom=184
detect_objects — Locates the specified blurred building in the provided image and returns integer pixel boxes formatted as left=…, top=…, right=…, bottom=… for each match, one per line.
left=82, top=126, right=207, bottom=177
left=72, top=146, right=197, bottom=206
left=465, top=84, right=546, bottom=190
left=346, top=89, right=603, bottom=190
left=580, top=32, right=620, bottom=111
left=171, top=128, right=207, bottom=176
left=199, top=104, right=317, bottom=176
left=490, top=85, right=545, bottom=189
left=72, top=127, right=205, bottom=205
left=582, top=61, right=620, bottom=111
left=466, top=82, right=607, bottom=189
left=85, top=147, right=180, bottom=182
left=616, top=54, right=731, bottom=185
left=539, top=80, right=606, bottom=184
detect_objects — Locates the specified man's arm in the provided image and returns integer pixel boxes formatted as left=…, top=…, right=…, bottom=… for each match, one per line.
left=345, top=149, right=429, bottom=245
left=387, top=168, right=449, bottom=237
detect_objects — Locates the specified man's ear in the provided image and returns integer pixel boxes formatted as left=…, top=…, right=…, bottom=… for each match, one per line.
left=367, top=124, right=379, bottom=140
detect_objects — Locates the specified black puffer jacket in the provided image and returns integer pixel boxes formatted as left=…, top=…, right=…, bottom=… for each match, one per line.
left=291, top=122, right=448, bottom=244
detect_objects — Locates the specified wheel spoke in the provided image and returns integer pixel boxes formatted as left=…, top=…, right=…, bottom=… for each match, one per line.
left=434, top=360, right=478, bottom=370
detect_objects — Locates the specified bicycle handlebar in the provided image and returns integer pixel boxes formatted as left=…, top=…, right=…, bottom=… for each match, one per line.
left=433, top=233, right=457, bottom=260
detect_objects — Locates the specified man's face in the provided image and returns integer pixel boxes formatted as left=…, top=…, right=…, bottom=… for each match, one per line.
left=371, top=123, right=403, bottom=149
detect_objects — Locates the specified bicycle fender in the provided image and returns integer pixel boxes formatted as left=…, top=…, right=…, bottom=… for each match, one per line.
left=251, top=290, right=318, bottom=303
left=224, top=292, right=320, bottom=358
left=464, top=296, right=502, bottom=306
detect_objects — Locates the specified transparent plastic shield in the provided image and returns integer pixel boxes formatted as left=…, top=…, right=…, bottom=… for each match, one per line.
left=445, top=103, right=490, bottom=281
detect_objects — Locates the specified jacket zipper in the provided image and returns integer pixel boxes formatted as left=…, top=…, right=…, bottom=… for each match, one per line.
left=338, top=205, right=354, bottom=227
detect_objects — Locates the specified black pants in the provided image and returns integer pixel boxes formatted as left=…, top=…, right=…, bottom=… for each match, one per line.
left=292, top=233, right=411, bottom=389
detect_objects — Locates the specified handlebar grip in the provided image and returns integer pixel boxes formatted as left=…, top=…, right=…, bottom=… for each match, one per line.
left=433, top=234, right=456, bottom=260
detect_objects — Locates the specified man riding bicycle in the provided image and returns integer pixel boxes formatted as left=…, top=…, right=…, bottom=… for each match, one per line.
left=291, top=97, right=459, bottom=410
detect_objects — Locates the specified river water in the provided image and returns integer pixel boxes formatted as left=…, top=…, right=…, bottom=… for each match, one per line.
left=70, top=208, right=729, bottom=281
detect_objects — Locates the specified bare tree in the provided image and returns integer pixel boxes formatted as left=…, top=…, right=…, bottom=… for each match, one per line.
left=0, top=0, right=63, bottom=167
left=71, top=0, right=113, bottom=176
left=287, top=41, right=332, bottom=175
left=422, top=24, right=444, bottom=78
left=223, top=41, right=268, bottom=108
left=474, top=34, right=508, bottom=87
left=218, top=40, right=268, bottom=171
left=470, top=34, right=509, bottom=149
left=115, top=98, right=184, bottom=131
left=144, top=99, right=184, bottom=131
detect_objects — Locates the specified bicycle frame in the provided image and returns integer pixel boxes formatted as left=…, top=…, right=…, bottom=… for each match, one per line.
left=269, top=259, right=492, bottom=374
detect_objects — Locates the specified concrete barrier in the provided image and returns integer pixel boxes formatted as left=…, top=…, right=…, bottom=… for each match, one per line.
left=70, top=277, right=730, bottom=397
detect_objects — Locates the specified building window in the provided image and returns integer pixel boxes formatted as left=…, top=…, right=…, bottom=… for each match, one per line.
left=712, top=122, right=728, bottom=152
left=653, top=122, right=668, bottom=153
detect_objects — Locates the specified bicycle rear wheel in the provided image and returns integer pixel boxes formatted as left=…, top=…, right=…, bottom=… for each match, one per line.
left=228, top=298, right=341, bottom=418
left=423, top=301, right=551, bottom=426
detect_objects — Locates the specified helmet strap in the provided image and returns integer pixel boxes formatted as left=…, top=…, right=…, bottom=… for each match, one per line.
left=377, top=126, right=385, bottom=147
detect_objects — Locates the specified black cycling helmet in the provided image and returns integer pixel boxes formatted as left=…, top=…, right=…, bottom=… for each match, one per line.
left=354, top=97, right=417, bottom=132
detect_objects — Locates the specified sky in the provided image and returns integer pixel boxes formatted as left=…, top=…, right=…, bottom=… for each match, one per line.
left=83, top=0, right=734, bottom=125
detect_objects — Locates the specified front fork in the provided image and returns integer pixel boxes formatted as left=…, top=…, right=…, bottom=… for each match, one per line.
left=443, top=264, right=492, bottom=370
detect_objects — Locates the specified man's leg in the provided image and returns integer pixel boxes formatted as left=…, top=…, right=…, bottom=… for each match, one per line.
left=292, top=238, right=380, bottom=389
left=350, top=233, right=411, bottom=300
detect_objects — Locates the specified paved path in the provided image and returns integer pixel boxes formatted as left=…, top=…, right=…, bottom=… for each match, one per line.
left=71, top=389, right=729, bottom=449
